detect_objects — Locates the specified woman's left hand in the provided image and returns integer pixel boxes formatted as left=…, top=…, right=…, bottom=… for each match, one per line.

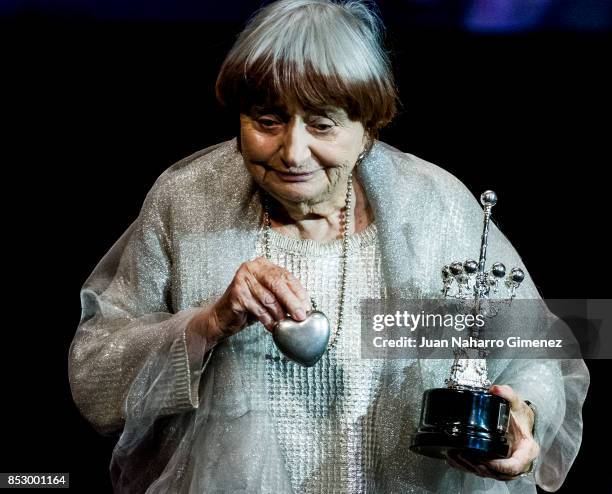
left=446, top=384, right=540, bottom=481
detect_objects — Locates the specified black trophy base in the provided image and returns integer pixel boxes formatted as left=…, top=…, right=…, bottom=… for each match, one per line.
left=410, top=387, right=511, bottom=461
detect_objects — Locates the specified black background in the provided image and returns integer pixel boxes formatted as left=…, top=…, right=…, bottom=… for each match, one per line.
left=2, top=5, right=611, bottom=493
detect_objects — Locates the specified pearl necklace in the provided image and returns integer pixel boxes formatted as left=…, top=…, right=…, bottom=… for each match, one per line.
left=262, top=174, right=353, bottom=350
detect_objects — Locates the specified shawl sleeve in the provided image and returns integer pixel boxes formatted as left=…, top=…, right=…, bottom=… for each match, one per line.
left=68, top=175, right=214, bottom=436
left=483, top=256, right=590, bottom=492
left=371, top=146, right=590, bottom=493
left=447, top=175, right=590, bottom=493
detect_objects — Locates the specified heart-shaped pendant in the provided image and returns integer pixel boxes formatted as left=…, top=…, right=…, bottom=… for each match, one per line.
left=272, top=310, right=331, bottom=367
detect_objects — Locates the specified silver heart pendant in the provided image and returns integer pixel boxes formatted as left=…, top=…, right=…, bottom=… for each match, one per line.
left=272, top=310, right=331, bottom=367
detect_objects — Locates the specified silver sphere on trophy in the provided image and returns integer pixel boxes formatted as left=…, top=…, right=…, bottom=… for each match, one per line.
left=410, top=190, right=525, bottom=461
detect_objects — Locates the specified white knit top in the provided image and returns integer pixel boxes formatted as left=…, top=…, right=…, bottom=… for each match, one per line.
left=258, top=223, right=386, bottom=493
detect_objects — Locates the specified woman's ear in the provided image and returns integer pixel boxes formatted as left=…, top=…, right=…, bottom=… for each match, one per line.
left=362, top=131, right=369, bottom=150
left=361, top=132, right=373, bottom=158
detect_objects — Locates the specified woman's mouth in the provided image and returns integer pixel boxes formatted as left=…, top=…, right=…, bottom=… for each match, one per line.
left=274, top=170, right=317, bottom=182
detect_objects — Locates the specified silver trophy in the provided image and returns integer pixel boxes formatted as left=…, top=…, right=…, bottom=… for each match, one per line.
left=410, top=190, right=525, bottom=461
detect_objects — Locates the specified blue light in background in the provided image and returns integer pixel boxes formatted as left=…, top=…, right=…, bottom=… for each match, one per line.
left=464, top=0, right=612, bottom=32
left=2, top=0, right=611, bottom=31
left=465, top=0, right=553, bottom=32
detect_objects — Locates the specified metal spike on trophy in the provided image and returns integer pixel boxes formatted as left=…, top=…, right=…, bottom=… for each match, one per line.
left=410, top=190, right=525, bottom=461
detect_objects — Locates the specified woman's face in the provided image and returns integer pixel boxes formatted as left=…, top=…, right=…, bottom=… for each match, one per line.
left=240, top=103, right=368, bottom=208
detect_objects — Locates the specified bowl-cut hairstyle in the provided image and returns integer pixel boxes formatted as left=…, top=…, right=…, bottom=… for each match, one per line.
left=215, top=0, right=398, bottom=138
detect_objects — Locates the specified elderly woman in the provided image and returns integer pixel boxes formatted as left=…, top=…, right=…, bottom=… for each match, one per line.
left=68, top=1, right=588, bottom=493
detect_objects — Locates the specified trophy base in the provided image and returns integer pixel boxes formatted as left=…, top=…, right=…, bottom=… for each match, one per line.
left=410, top=388, right=511, bottom=461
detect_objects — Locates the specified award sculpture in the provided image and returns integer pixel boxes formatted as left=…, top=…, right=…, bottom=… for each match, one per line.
left=410, top=190, right=525, bottom=461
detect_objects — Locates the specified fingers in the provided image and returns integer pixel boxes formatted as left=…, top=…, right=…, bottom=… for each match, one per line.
left=216, top=258, right=311, bottom=336
left=272, top=263, right=310, bottom=309
left=251, top=258, right=310, bottom=321
left=507, top=406, right=535, bottom=441
left=444, top=383, right=541, bottom=482
left=446, top=454, right=475, bottom=475
left=243, top=272, right=286, bottom=322
left=445, top=385, right=540, bottom=482
left=485, top=433, right=539, bottom=478
left=447, top=454, right=519, bottom=481
left=484, top=455, right=532, bottom=479
left=447, top=452, right=494, bottom=479
left=483, top=421, right=540, bottom=479
left=238, top=290, right=276, bottom=332
left=447, top=445, right=539, bottom=481
left=228, top=265, right=280, bottom=332
left=489, top=384, right=537, bottom=450
left=490, top=383, right=539, bottom=455
left=489, top=384, right=522, bottom=411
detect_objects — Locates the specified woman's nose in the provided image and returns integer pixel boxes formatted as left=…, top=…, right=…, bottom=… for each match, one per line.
left=280, top=120, right=311, bottom=169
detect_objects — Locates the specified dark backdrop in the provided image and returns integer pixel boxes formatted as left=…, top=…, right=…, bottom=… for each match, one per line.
left=2, top=6, right=610, bottom=494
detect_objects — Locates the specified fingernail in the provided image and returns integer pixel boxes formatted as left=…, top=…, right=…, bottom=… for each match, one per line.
left=295, top=309, right=305, bottom=320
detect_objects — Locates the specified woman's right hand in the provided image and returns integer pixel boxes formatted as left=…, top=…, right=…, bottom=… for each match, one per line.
left=189, top=257, right=311, bottom=345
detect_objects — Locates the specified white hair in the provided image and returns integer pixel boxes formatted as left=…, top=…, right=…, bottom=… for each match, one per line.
left=245, top=1, right=387, bottom=81
left=216, top=0, right=397, bottom=135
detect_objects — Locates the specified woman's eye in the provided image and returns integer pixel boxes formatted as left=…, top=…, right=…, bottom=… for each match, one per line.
left=256, top=117, right=282, bottom=129
left=310, top=121, right=335, bottom=133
